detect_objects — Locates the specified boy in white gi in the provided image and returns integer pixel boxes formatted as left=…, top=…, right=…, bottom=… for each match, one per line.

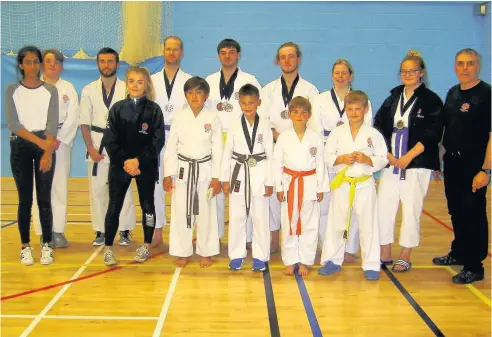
left=221, top=84, right=274, bottom=272
left=318, top=91, right=387, bottom=280
left=163, top=77, right=223, bottom=268
left=274, top=96, right=328, bottom=276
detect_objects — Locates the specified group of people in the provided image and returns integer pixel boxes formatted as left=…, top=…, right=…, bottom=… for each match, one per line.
left=5, top=37, right=490, bottom=285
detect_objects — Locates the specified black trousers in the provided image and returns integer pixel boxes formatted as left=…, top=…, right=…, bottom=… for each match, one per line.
left=443, top=152, right=489, bottom=273
left=104, top=166, right=157, bottom=246
left=10, top=133, right=55, bottom=244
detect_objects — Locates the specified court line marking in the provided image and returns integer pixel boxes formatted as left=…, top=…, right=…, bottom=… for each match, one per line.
left=382, top=264, right=445, bottom=337
left=444, top=266, right=491, bottom=308
left=263, top=262, right=281, bottom=337
left=1, top=314, right=159, bottom=320
left=1, top=220, right=17, bottom=228
left=294, top=266, right=322, bottom=337
left=152, top=267, right=181, bottom=337
left=19, top=246, right=103, bottom=337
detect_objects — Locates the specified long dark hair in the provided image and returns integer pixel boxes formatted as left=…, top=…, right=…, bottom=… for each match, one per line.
left=17, top=45, right=42, bottom=78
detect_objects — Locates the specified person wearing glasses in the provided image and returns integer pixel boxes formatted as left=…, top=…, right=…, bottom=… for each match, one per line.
left=373, top=50, right=443, bottom=273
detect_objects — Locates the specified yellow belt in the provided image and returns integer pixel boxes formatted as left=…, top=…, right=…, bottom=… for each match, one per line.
left=330, top=166, right=371, bottom=240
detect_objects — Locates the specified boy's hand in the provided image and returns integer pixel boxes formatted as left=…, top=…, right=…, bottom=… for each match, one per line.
left=40, top=152, right=53, bottom=173
left=394, top=153, right=412, bottom=169
left=277, top=191, right=284, bottom=202
left=317, top=192, right=323, bottom=202
left=209, top=178, right=222, bottom=197
left=264, top=186, right=273, bottom=197
left=355, top=152, right=373, bottom=166
left=222, top=182, right=230, bottom=196
left=387, top=153, right=397, bottom=166
left=342, top=152, right=356, bottom=165
left=163, top=176, right=174, bottom=192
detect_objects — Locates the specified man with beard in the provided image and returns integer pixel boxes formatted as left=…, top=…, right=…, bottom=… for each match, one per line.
left=205, top=39, right=262, bottom=244
left=150, top=36, right=192, bottom=248
left=263, top=42, right=319, bottom=252
left=79, top=47, right=136, bottom=246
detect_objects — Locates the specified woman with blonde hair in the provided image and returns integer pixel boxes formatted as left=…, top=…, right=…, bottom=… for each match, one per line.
left=101, top=66, right=165, bottom=266
left=374, top=50, right=443, bottom=272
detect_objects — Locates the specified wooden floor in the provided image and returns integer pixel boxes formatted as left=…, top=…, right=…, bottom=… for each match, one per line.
left=1, top=177, right=490, bottom=337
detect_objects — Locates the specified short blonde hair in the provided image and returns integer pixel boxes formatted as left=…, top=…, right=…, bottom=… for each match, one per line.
left=288, top=96, right=311, bottom=113
left=344, top=90, right=368, bottom=107
left=276, top=41, right=302, bottom=62
left=125, top=66, right=155, bottom=101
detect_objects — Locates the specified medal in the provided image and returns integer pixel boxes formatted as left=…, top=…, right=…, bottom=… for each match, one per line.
left=217, top=102, right=224, bottom=111
left=247, top=157, right=257, bottom=167
left=164, top=103, right=174, bottom=113
left=280, top=110, right=289, bottom=119
left=336, top=120, right=344, bottom=127
left=396, top=120, right=405, bottom=129
left=223, top=102, right=233, bottom=112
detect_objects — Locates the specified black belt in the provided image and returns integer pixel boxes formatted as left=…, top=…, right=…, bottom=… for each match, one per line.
left=231, top=151, right=266, bottom=217
left=90, top=125, right=106, bottom=176
left=178, top=154, right=212, bottom=228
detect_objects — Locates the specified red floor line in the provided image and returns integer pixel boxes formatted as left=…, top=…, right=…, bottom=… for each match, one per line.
left=1, top=251, right=165, bottom=301
left=423, top=209, right=492, bottom=258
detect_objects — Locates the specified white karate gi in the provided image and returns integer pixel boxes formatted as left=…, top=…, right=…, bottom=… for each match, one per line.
left=320, top=124, right=388, bottom=271
left=378, top=92, right=431, bottom=248
left=311, top=89, right=373, bottom=252
left=220, top=115, right=274, bottom=262
left=273, top=128, right=328, bottom=266
left=152, top=68, right=192, bottom=228
left=33, top=78, right=79, bottom=235
left=164, top=106, right=222, bottom=257
left=206, top=68, right=263, bottom=239
left=78, top=78, right=135, bottom=233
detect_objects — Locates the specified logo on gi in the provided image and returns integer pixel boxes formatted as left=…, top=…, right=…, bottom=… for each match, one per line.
left=204, top=123, right=212, bottom=133
left=139, top=122, right=149, bottom=134
left=164, top=103, right=173, bottom=113
left=310, top=147, right=317, bottom=157
left=62, top=94, right=69, bottom=103
left=280, top=110, right=289, bottom=119
left=367, top=137, right=373, bottom=148
left=460, top=103, right=470, bottom=112
left=257, top=134, right=263, bottom=144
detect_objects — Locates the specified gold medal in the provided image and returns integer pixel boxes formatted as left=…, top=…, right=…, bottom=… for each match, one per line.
left=396, top=120, right=405, bottom=129
left=217, top=102, right=224, bottom=111
left=280, top=110, right=289, bottom=119
left=247, top=157, right=257, bottom=167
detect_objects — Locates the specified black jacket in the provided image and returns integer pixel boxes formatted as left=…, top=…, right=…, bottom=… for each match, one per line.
left=373, top=83, right=444, bottom=171
left=103, top=96, right=165, bottom=179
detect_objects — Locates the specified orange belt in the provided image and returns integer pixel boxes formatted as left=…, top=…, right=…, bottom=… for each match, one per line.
left=283, top=167, right=316, bottom=235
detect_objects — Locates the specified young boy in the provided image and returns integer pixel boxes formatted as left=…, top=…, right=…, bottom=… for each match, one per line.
left=318, top=90, right=388, bottom=280
left=273, top=96, right=328, bottom=276
left=163, top=77, right=223, bottom=268
left=220, top=84, right=274, bottom=272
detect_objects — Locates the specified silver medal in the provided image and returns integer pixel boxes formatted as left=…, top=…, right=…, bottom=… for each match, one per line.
left=223, top=102, right=233, bottom=112
left=164, top=103, right=174, bottom=113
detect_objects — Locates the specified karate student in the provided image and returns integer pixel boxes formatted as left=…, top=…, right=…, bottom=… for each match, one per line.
left=79, top=47, right=136, bottom=246
left=206, top=39, right=262, bottom=242
left=220, top=84, right=274, bottom=272
left=163, top=77, right=223, bottom=268
left=374, top=51, right=443, bottom=272
left=273, top=96, right=328, bottom=276
left=5, top=45, right=58, bottom=265
left=102, top=66, right=165, bottom=266
left=318, top=90, right=387, bottom=281
left=32, top=49, right=79, bottom=248
left=312, top=59, right=373, bottom=258
left=264, top=42, right=319, bottom=252
left=150, top=36, right=192, bottom=248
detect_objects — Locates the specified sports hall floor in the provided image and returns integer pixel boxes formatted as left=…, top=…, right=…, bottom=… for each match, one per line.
left=1, top=177, right=490, bottom=337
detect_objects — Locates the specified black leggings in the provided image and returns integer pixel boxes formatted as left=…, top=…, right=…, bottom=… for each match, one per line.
left=104, top=167, right=157, bottom=246
left=10, top=133, right=55, bottom=244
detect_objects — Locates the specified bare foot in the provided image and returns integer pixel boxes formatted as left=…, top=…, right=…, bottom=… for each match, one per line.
left=200, top=257, right=213, bottom=268
left=284, top=264, right=295, bottom=276
left=246, top=242, right=252, bottom=250
left=298, top=263, right=309, bottom=276
left=174, top=257, right=189, bottom=268
left=344, top=252, right=357, bottom=263
left=150, top=228, right=163, bottom=249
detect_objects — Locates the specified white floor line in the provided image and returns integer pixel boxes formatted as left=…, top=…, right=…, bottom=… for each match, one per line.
left=2, top=314, right=158, bottom=320
left=152, top=267, right=181, bottom=337
left=19, top=246, right=103, bottom=337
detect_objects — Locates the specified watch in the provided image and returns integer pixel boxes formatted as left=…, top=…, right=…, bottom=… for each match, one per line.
left=481, top=168, right=491, bottom=175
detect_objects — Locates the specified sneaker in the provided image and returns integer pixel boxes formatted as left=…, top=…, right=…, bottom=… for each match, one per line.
left=133, top=245, right=150, bottom=263
left=53, top=232, right=69, bottom=248
left=92, top=231, right=105, bottom=246
left=118, top=230, right=132, bottom=246
left=229, top=258, right=244, bottom=270
left=104, top=247, right=117, bottom=266
left=252, top=258, right=266, bottom=272
left=40, top=243, right=54, bottom=265
left=39, top=234, right=55, bottom=249
left=20, top=246, right=34, bottom=266
left=452, top=269, right=484, bottom=284
left=364, top=270, right=380, bottom=281
left=432, top=254, right=462, bottom=266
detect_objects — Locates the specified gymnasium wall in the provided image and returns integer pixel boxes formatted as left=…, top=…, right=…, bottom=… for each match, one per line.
left=1, top=1, right=490, bottom=177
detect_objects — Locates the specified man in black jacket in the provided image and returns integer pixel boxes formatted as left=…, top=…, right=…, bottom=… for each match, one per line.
left=432, top=48, right=491, bottom=284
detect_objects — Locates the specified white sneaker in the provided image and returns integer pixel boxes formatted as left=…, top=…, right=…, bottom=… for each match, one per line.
left=20, top=246, right=34, bottom=266
left=40, top=243, right=54, bottom=265
left=133, top=245, right=150, bottom=263
left=104, top=248, right=117, bottom=266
